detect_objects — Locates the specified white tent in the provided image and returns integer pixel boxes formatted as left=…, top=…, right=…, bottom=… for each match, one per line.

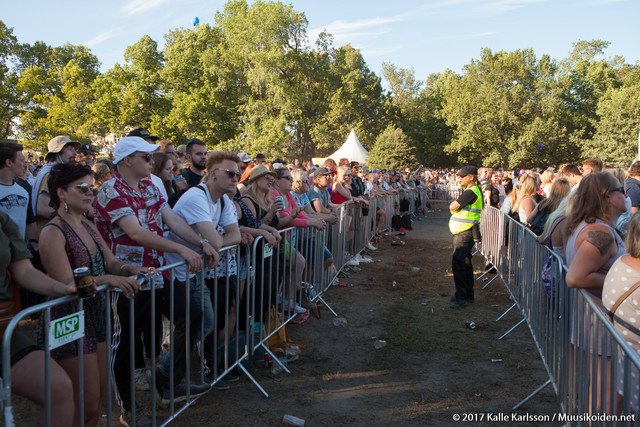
left=313, top=129, right=369, bottom=165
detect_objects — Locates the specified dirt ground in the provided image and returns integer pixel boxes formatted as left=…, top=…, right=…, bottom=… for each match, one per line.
left=8, top=212, right=563, bottom=426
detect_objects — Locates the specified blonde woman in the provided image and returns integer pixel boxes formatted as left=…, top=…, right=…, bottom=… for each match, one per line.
left=241, top=165, right=307, bottom=315
left=512, top=174, right=538, bottom=225
left=540, top=169, right=555, bottom=197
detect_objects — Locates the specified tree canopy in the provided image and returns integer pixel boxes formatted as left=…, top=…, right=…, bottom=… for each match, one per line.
left=1, top=3, right=639, bottom=169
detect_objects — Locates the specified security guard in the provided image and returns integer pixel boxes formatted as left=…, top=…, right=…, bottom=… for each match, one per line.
left=449, top=166, right=482, bottom=308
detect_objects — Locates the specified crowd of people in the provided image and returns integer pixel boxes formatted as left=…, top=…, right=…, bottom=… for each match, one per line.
left=0, top=129, right=428, bottom=427
left=446, top=159, right=640, bottom=414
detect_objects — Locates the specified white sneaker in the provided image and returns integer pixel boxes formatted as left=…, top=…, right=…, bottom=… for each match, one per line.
left=359, top=255, right=373, bottom=263
left=347, top=258, right=360, bottom=266
left=366, top=243, right=377, bottom=251
left=134, top=368, right=150, bottom=391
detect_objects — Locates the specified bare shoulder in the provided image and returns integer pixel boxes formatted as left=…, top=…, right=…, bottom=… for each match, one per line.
left=581, top=224, right=615, bottom=257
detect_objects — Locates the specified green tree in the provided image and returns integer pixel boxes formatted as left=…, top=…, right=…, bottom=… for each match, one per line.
left=367, top=126, right=417, bottom=170
left=312, top=45, right=387, bottom=156
left=0, top=20, right=18, bottom=139
left=15, top=42, right=100, bottom=148
left=440, top=48, right=562, bottom=168
left=587, top=69, right=640, bottom=165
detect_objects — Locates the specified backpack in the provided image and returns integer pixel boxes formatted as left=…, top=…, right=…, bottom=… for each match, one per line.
left=401, top=213, right=412, bottom=230
left=391, top=214, right=402, bottom=231
left=528, top=210, right=550, bottom=236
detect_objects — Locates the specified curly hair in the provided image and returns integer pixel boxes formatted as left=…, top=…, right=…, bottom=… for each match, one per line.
left=48, top=163, right=92, bottom=209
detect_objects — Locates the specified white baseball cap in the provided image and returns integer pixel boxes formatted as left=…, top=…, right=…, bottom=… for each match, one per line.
left=113, top=136, right=160, bottom=164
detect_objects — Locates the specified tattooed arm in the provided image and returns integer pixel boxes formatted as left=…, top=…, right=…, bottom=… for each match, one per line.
left=566, top=225, right=616, bottom=289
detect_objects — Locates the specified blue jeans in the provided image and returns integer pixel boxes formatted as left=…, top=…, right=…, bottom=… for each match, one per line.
left=158, top=273, right=213, bottom=377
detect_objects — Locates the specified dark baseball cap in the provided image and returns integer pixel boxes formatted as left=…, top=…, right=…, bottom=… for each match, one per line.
left=457, top=166, right=478, bottom=177
left=78, top=144, right=94, bottom=154
left=127, top=127, right=159, bottom=141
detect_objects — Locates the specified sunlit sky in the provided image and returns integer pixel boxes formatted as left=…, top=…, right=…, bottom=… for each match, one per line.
left=3, top=0, right=638, bottom=84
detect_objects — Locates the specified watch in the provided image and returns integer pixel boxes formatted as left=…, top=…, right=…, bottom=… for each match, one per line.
left=200, top=238, right=209, bottom=246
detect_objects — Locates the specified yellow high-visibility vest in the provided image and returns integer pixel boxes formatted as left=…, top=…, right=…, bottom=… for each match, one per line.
left=449, top=185, right=482, bottom=234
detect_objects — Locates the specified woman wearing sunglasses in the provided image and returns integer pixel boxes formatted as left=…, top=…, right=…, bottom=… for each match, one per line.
left=39, top=163, right=143, bottom=427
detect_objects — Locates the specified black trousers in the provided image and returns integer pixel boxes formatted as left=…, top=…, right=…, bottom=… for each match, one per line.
left=452, top=228, right=475, bottom=301
left=111, top=280, right=202, bottom=412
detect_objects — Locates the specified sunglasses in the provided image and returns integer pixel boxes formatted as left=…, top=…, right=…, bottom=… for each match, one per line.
left=130, top=153, right=153, bottom=162
left=611, top=186, right=625, bottom=195
left=214, top=168, right=240, bottom=179
left=66, top=183, right=99, bottom=196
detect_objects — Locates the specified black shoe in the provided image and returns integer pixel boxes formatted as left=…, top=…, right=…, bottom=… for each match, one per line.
left=155, top=368, right=211, bottom=407
left=450, top=295, right=474, bottom=303
left=120, top=406, right=152, bottom=427
left=449, top=299, right=467, bottom=309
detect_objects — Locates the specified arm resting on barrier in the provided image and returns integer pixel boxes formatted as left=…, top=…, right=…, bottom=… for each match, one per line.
left=566, top=225, right=617, bottom=289
left=118, top=214, right=204, bottom=272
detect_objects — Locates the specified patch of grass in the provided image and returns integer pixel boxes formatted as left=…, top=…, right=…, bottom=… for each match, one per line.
left=379, top=301, right=494, bottom=363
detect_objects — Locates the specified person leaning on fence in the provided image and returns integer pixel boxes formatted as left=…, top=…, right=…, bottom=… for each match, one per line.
left=564, top=172, right=627, bottom=414
left=448, top=166, right=482, bottom=309
left=0, top=212, right=78, bottom=427
left=272, top=167, right=326, bottom=317
left=93, top=136, right=216, bottom=426
left=307, top=166, right=338, bottom=215
left=164, top=151, right=241, bottom=388
left=291, top=168, right=337, bottom=268
left=38, top=163, right=142, bottom=427
left=603, top=211, right=640, bottom=414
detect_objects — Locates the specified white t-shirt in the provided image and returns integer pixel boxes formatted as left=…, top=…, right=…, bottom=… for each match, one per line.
left=150, top=174, right=168, bottom=203
left=0, top=181, right=31, bottom=238
left=165, top=184, right=237, bottom=281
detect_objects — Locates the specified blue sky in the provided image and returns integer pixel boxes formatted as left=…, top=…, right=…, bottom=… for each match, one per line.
left=3, top=0, right=638, bottom=85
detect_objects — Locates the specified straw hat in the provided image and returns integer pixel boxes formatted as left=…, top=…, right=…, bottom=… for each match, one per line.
left=248, top=164, right=276, bottom=183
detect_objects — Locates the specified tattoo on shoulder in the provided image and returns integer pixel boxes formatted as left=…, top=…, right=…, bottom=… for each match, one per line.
left=585, top=230, right=613, bottom=257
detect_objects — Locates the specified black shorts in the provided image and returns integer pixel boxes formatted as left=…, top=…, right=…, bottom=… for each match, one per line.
left=0, top=330, right=40, bottom=374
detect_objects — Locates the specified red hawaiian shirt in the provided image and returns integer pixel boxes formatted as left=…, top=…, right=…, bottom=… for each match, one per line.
left=94, top=170, right=168, bottom=269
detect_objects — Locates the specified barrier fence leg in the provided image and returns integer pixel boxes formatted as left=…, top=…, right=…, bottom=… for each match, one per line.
left=498, top=318, right=526, bottom=340
left=316, top=296, right=339, bottom=317
left=236, top=363, right=269, bottom=398
left=512, top=379, right=551, bottom=410
left=481, top=273, right=500, bottom=289
left=496, top=302, right=517, bottom=322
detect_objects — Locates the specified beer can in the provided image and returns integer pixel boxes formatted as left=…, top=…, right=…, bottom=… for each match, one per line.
left=275, top=195, right=285, bottom=210
left=73, top=267, right=95, bottom=299
left=264, top=353, right=273, bottom=368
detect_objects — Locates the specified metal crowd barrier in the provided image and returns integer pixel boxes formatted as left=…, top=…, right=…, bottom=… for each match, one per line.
left=1, top=190, right=427, bottom=426
left=477, top=206, right=640, bottom=422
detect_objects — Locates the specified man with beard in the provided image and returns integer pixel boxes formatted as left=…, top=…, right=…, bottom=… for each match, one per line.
left=180, top=138, right=207, bottom=188
left=32, top=136, right=80, bottom=230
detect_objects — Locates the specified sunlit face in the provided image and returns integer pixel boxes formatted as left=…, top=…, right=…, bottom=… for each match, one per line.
left=127, top=151, right=154, bottom=178
left=10, top=151, right=26, bottom=179
left=163, top=144, right=178, bottom=166
left=211, top=159, right=240, bottom=194
left=59, top=175, right=95, bottom=213
left=160, top=159, right=173, bottom=182
left=188, top=144, right=207, bottom=171
left=275, top=171, right=293, bottom=193
left=60, top=145, right=77, bottom=165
